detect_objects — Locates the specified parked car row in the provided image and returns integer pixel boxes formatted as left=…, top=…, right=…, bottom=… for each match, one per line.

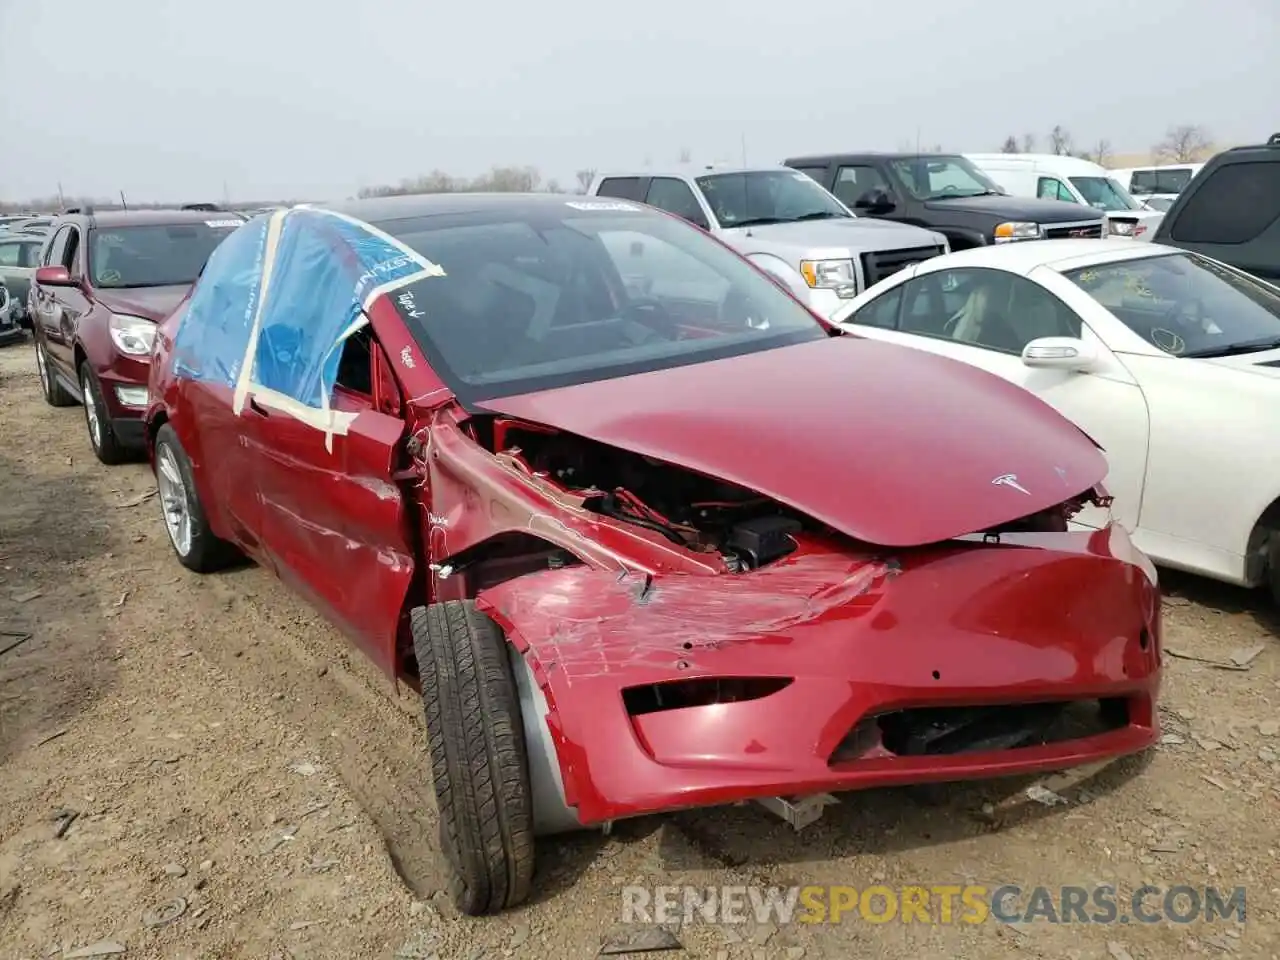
left=23, top=133, right=1276, bottom=917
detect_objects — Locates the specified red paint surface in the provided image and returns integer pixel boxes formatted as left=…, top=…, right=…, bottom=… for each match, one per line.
left=482, top=336, right=1108, bottom=547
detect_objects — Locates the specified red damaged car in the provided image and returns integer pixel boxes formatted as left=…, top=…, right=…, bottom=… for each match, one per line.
left=144, top=195, right=1161, bottom=915
left=30, top=209, right=243, bottom=463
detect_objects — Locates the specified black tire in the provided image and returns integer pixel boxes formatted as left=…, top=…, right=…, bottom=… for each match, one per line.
left=153, top=423, right=240, bottom=573
left=79, top=361, right=130, bottom=465
left=413, top=601, right=535, bottom=915
left=35, top=337, right=75, bottom=407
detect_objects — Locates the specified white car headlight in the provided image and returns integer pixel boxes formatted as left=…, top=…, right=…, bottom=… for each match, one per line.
left=799, top=258, right=857, bottom=293
left=993, top=221, right=1042, bottom=243
left=108, top=314, right=157, bottom=357
left=1108, top=220, right=1136, bottom=237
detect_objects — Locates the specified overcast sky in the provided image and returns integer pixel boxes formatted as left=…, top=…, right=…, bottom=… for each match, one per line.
left=2, top=0, right=1276, bottom=204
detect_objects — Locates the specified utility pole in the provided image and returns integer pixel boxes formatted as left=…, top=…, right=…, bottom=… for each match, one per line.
left=740, top=133, right=747, bottom=166
left=57, top=182, right=65, bottom=208
left=119, top=190, right=128, bottom=211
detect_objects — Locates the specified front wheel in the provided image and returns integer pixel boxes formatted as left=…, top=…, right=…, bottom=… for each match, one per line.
left=412, top=601, right=535, bottom=915
left=79, top=362, right=129, bottom=465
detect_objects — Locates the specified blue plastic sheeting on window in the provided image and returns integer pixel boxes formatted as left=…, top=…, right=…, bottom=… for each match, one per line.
left=172, top=208, right=425, bottom=410
left=172, top=217, right=269, bottom=388
left=249, top=211, right=422, bottom=409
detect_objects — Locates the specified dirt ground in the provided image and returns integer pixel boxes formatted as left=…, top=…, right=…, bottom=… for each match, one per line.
left=0, top=340, right=1277, bottom=960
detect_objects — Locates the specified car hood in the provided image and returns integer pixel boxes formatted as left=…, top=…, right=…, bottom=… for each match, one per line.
left=923, top=195, right=1102, bottom=224
left=478, top=336, right=1107, bottom=547
left=719, top=217, right=944, bottom=252
left=95, top=284, right=191, bottom=322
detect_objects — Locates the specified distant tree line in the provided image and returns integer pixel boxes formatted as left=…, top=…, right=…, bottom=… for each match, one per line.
left=0, top=125, right=1226, bottom=210
left=997, top=123, right=1216, bottom=165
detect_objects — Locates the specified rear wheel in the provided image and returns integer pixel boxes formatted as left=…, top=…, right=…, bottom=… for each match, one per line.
left=35, top=337, right=75, bottom=407
left=153, top=423, right=240, bottom=573
left=413, top=601, right=535, bottom=915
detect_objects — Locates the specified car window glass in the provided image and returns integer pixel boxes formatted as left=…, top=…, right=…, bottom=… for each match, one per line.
left=596, top=177, right=646, bottom=202
left=1037, top=177, right=1073, bottom=202
left=887, top=156, right=1001, bottom=200
left=0, top=243, right=19, bottom=267
left=847, top=284, right=903, bottom=329
left=1131, top=168, right=1193, bottom=195
left=45, top=227, right=71, bottom=267
left=901, top=268, right=1082, bottom=354
left=644, top=178, right=707, bottom=225
left=62, top=228, right=81, bottom=272
left=834, top=166, right=891, bottom=206
left=89, top=222, right=239, bottom=288
left=20, top=241, right=41, bottom=267
left=791, top=166, right=828, bottom=184
left=1066, top=252, right=1280, bottom=356
left=383, top=210, right=825, bottom=402
left=696, top=170, right=849, bottom=226
left=1168, top=162, right=1280, bottom=245
left=334, top=324, right=374, bottom=395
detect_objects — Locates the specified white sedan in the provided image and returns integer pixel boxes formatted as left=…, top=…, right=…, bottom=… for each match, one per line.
left=832, top=238, right=1280, bottom=600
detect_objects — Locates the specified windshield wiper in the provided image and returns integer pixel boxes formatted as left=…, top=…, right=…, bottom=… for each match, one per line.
left=725, top=217, right=785, bottom=229
left=928, top=191, right=1002, bottom=200
left=792, top=211, right=846, bottom=221
left=1183, top=336, right=1280, bottom=358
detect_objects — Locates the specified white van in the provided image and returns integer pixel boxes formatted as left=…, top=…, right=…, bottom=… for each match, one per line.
left=965, top=153, right=1164, bottom=240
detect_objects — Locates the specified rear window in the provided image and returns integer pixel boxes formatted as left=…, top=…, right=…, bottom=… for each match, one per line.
left=1130, top=169, right=1194, bottom=195
left=89, top=221, right=241, bottom=288
left=1168, top=162, right=1280, bottom=245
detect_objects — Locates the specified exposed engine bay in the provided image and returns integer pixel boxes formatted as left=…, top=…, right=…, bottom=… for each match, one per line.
left=471, top=416, right=1096, bottom=573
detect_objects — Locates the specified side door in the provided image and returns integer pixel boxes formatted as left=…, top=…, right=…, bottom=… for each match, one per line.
left=0, top=239, right=23, bottom=302
left=46, top=225, right=89, bottom=375
left=32, top=226, right=74, bottom=375
left=843, top=265, right=1150, bottom=531
left=832, top=163, right=897, bottom=215
left=248, top=322, right=417, bottom=675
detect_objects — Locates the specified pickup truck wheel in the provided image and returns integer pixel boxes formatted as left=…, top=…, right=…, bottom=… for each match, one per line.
left=412, top=601, right=535, bottom=916
left=153, top=423, right=240, bottom=572
left=35, top=338, right=75, bottom=407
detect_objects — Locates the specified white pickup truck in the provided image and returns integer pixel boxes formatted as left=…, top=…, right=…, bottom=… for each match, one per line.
left=588, top=165, right=949, bottom=318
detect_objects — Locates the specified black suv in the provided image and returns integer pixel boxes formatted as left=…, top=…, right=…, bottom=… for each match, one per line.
left=783, top=152, right=1106, bottom=249
left=1151, top=135, right=1280, bottom=282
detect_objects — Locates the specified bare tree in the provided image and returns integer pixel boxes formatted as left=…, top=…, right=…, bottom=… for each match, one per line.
left=357, top=165, right=544, bottom=198
left=677, top=147, right=691, bottom=163
left=1084, top=139, right=1113, bottom=166
left=1000, top=135, right=1019, bottom=153
left=1153, top=124, right=1213, bottom=163
left=545, top=179, right=563, bottom=194
left=575, top=168, right=597, bottom=193
left=1020, top=133, right=1036, bottom=153
left=1048, top=125, right=1074, bottom=156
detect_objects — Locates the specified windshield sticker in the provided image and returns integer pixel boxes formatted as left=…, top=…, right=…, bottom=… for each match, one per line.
left=565, top=200, right=639, bottom=212
left=205, top=219, right=243, bottom=228
left=1151, top=327, right=1186, bottom=355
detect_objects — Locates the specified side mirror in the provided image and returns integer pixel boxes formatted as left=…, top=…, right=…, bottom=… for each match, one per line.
left=1021, top=336, right=1097, bottom=372
left=35, top=265, right=73, bottom=287
left=854, top=189, right=893, bottom=212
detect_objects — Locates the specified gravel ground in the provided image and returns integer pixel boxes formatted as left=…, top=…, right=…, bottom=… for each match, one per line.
left=0, top=339, right=1277, bottom=960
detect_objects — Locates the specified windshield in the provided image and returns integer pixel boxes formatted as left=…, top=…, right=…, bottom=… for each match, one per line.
left=887, top=156, right=1003, bottom=201
left=380, top=206, right=828, bottom=403
left=1070, top=177, right=1142, bottom=211
left=89, top=221, right=241, bottom=288
left=1130, top=168, right=1194, bottom=195
left=1065, top=252, right=1280, bottom=357
left=695, top=170, right=849, bottom=227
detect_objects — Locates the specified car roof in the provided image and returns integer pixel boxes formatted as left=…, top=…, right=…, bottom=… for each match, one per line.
left=912, top=239, right=1179, bottom=277
left=85, top=209, right=243, bottom=228
left=784, top=151, right=971, bottom=164
left=324, top=192, right=667, bottom=225
left=965, top=153, right=1108, bottom=174
left=594, top=165, right=797, bottom=180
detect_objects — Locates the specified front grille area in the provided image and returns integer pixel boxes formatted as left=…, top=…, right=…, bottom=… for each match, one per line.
left=828, top=698, right=1130, bottom=764
left=1045, top=222, right=1105, bottom=240
left=861, top=245, right=946, bottom=288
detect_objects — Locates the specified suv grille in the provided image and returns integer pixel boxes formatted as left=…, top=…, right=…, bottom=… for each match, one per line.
left=1044, top=222, right=1104, bottom=240
left=861, top=245, right=946, bottom=288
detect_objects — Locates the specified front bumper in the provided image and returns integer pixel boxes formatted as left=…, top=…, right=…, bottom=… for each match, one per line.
left=478, top=525, right=1161, bottom=827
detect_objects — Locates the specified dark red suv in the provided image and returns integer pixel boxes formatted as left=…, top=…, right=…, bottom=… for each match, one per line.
left=31, top=209, right=243, bottom=463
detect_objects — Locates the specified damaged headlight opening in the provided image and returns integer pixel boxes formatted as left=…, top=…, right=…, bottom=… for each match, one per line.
left=108, top=314, right=158, bottom=356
